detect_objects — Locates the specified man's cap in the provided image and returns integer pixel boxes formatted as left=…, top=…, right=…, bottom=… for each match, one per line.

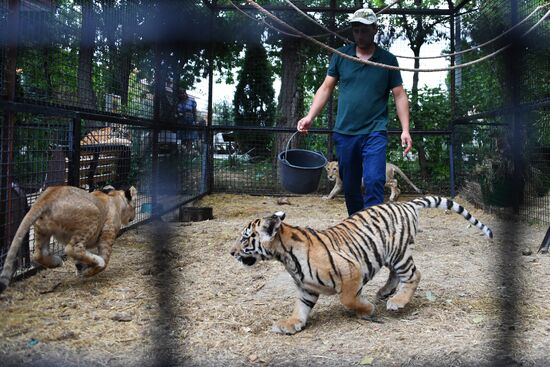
left=349, top=6, right=377, bottom=25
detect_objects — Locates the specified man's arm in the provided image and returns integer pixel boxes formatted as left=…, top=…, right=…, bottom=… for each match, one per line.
left=297, top=75, right=338, bottom=133
left=392, top=85, right=412, bottom=155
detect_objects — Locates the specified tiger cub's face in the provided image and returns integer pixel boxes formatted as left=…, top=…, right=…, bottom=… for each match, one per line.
left=325, top=161, right=339, bottom=182
left=230, top=212, right=286, bottom=266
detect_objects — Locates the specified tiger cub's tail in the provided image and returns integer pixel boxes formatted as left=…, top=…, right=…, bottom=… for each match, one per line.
left=412, top=196, right=493, bottom=239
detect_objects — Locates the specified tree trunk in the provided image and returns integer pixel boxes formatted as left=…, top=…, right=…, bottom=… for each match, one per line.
left=411, top=46, right=429, bottom=181
left=103, top=0, right=119, bottom=95
left=157, top=49, right=174, bottom=122
left=103, top=0, right=132, bottom=110
left=42, top=48, right=53, bottom=98
left=118, top=46, right=132, bottom=107
left=408, top=2, right=429, bottom=180
left=77, top=0, right=97, bottom=110
left=274, top=38, right=304, bottom=173
left=116, top=1, right=134, bottom=108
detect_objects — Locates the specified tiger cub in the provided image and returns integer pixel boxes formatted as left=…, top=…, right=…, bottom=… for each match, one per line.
left=323, top=161, right=423, bottom=201
left=0, top=185, right=137, bottom=294
left=230, top=196, right=493, bottom=334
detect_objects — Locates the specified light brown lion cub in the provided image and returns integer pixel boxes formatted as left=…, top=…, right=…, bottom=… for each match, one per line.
left=0, top=185, right=137, bottom=293
left=323, top=161, right=422, bottom=201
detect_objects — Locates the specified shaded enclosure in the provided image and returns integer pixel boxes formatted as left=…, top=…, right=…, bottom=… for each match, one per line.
left=0, top=0, right=549, bottom=366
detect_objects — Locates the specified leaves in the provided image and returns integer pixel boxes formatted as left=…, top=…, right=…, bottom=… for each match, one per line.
left=425, top=290, right=437, bottom=302
left=472, top=315, right=484, bottom=324
left=359, top=355, right=375, bottom=365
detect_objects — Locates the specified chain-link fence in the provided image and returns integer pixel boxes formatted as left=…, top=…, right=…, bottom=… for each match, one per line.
left=3, top=0, right=547, bottom=280
left=453, top=0, right=550, bottom=224
left=0, top=0, right=211, bottom=279
left=14, top=0, right=153, bottom=118
left=0, top=0, right=6, bottom=99
left=0, top=0, right=549, bottom=364
left=211, top=127, right=451, bottom=197
left=0, top=108, right=209, bottom=279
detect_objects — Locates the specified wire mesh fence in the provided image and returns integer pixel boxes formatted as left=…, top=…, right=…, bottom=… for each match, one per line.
left=0, top=0, right=6, bottom=98
left=14, top=0, right=154, bottom=118
left=453, top=0, right=550, bottom=225
left=0, top=109, right=209, bottom=279
left=211, top=128, right=451, bottom=197
left=0, top=0, right=549, bottom=365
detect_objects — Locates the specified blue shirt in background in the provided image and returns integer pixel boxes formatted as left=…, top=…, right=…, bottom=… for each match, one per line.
left=177, top=97, right=197, bottom=125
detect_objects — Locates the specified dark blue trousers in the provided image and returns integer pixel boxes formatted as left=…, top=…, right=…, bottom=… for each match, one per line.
left=333, top=131, right=388, bottom=216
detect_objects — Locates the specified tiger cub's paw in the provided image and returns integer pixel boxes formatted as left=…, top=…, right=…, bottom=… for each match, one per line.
left=271, top=318, right=305, bottom=335
left=386, top=295, right=408, bottom=311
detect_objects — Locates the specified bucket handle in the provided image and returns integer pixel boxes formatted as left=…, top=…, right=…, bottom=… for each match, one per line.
left=283, top=131, right=300, bottom=160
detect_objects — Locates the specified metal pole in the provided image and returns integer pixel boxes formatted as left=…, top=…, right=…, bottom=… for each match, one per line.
left=68, top=115, right=82, bottom=187
left=449, top=133, right=455, bottom=198
left=449, top=1, right=456, bottom=198
left=205, top=8, right=215, bottom=194
left=152, top=44, right=161, bottom=218
left=1, top=0, right=20, bottom=257
left=326, top=0, right=336, bottom=161
left=491, top=1, right=522, bottom=364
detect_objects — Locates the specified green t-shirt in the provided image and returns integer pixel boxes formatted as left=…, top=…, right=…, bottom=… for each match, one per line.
left=327, top=44, right=403, bottom=135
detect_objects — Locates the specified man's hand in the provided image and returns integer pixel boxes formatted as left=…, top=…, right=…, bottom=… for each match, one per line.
left=297, top=117, right=313, bottom=133
left=401, top=131, right=412, bottom=156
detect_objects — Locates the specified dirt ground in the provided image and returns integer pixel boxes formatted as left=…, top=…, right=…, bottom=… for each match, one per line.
left=0, top=193, right=549, bottom=367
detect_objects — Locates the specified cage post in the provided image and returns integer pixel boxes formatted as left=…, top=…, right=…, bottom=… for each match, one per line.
left=204, top=9, right=215, bottom=194
left=449, top=131, right=456, bottom=198
left=68, top=115, right=82, bottom=187
left=449, top=1, right=456, bottom=118
left=508, top=0, right=524, bottom=213
left=449, top=2, right=465, bottom=198
left=448, top=2, right=457, bottom=198
left=151, top=43, right=162, bottom=218
left=326, top=0, right=336, bottom=161
left=1, top=0, right=20, bottom=254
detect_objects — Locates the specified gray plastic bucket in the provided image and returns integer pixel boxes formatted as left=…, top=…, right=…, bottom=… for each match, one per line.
left=278, top=132, right=327, bottom=194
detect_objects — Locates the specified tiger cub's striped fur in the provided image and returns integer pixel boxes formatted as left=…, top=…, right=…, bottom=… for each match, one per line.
left=230, top=196, right=493, bottom=335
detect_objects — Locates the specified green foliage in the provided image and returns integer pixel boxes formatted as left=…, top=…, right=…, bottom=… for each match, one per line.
left=233, top=43, right=276, bottom=157
left=213, top=99, right=234, bottom=125
left=16, top=3, right=79, bottom=102
left=452, top=1, right=550, bottom=204
left=13, top=115, right=70, bottom=191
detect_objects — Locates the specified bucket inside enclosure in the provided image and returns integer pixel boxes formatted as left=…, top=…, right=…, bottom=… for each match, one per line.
left=277, top=132, right=327, bottom=194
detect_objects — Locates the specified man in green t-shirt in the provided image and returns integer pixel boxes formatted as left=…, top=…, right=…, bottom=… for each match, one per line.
left=297, top=6, right=412, bottom=215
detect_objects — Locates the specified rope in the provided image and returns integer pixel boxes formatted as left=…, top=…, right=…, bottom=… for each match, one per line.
left=293, top=4, right=483, bottom=42
left=230, top=0, right=399, bottom=41
left=246, top=0, right=550, bottom=73
left=281, top=0, right=549, bottom=60
left=228, top=0, right=302, bottom=38
left=281, top=0, right=400, bottom=44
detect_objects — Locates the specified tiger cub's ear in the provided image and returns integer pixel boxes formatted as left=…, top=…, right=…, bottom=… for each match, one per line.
left=260, top=212, right=285, bottom=241
left=101, top=185, right=116, bottom=194
left=125, top=186, right=138, bottom=202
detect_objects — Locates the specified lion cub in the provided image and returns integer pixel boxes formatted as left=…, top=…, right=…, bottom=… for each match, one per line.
left=323, top=161, right=422, bottom=201
left=0, top=185, right=137, bottom=293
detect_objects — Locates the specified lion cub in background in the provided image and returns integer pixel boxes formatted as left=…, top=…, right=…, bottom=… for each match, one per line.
left=323, top=161, right=422, bottom=201
left=0, top=185, right=137, bottom=293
